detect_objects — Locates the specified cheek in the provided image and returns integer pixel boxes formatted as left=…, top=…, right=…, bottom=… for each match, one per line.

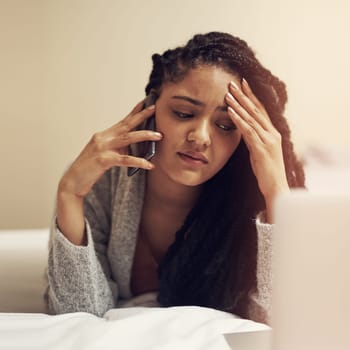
left=155, top=114, right=185, bottom=147
left=154, top=114, right=180, bottom=158
left=215, top=134, right=242, bottom=164
left=155, top=110, right=175, bottom=136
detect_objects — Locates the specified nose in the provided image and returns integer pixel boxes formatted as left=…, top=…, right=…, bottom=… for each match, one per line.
left=187, top=119, right=211, bottom=148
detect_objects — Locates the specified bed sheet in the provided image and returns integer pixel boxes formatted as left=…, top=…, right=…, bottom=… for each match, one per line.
left=0, top=306, right=269, bottom=350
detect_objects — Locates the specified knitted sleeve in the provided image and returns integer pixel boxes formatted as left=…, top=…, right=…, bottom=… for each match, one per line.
left=46, top=168, right=119, bottom=317
left=247, top=212, right=274, bottom=324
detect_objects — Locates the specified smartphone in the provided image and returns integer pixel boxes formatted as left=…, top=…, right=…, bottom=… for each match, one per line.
left=127, top=93, right=158, bottom=176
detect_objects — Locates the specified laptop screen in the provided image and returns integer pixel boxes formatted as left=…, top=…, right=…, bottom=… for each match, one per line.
left=272, top=190, right=350, bottom=350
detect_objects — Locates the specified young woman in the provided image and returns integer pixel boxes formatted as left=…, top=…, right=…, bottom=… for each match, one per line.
left=46, top=32, right=305, bottom=324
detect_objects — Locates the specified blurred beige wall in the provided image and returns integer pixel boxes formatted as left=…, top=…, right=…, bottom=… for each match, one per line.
left=1, top=0, right=350, bottom=228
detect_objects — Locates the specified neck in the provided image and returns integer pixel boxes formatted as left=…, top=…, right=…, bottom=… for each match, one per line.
left=145, top=169, right=201, bottom=212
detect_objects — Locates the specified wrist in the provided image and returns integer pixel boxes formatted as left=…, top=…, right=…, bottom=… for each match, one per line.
left=58, top=176, right=76, bottom=196
left=57, top=188, right=84, bottom=204
left=264, top=181, right=290, bottom=203
left=56, top=186, right=86, bottom=246
left=264, top=183, right=290, bottom=224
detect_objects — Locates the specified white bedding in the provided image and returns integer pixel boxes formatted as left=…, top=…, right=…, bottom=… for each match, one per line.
left=0, top=306, right=269, bottom=350
left=0, top=307, right=268, bottom=350
left=0, top=229, right=269, bottom=349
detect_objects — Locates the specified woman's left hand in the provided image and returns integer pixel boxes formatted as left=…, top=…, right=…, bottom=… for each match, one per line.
left=225, top=79, right=290, bottom=223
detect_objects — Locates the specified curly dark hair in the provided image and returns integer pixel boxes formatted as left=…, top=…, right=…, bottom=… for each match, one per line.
left=145, top=32, right=305, bottom=319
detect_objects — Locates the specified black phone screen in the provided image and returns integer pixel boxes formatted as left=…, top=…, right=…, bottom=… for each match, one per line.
left=127, top=94, right=157, bottom=176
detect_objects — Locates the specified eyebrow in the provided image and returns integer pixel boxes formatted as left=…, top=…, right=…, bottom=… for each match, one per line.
left=171, top=95, right=228, bottom=112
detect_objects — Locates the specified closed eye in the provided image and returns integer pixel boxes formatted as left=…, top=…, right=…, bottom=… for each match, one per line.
left=173, top=111, right=194, bottom=119
left=216, top=122, right=237, bottom=132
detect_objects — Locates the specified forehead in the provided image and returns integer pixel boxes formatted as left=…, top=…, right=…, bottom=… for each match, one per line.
left=160, top=66, right=241, bottom=100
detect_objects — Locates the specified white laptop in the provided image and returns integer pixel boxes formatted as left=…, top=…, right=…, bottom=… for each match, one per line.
left=224, top=330, right=271, bottom=350
left=272, top=190, right=350, bottom=350
left=225, top=190, right=350, bottom=350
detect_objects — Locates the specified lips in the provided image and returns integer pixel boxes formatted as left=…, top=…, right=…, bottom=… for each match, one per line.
left=177, top=151, right=209, bottom=164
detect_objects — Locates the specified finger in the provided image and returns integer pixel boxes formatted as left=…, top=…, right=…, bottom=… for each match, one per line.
left=114, top=153, right=155, bottom=170
left=226, top=93, right=267, bottom=139
left=228, top=101, right=282, bottom=152
left=228, top=106, right=264, bottom=147
left=241, top=78, right=267, bottom=113
left=95, top=151, right=155, bottom=171
left=128, top=99, right=146, bottom=116
left=108, top=130, right=162, bottom=149
left=122, top=104, right=156, bottom=131
left=98, top=100, right=146, bottom=136
left=103, top=104, right=156, bottom=139
left=228, top=80, right=271, bottom=131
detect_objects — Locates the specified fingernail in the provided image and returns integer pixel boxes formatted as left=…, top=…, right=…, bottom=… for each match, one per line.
left=154, top=132, right=163, bottom=138
left=147, top=104, right=155, bottom=110
left=226, top=92, right=235, bottom=101
left=230, top=81, right=238, bottom=89
left=147, top=162, right=155, bottom=169
left=228, top=106, right=237, bottom=116
left=242, top=78, right=249, bottom=86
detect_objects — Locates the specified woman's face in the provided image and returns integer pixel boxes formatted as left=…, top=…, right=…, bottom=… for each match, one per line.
left=152, top=65, right=242, bottom=187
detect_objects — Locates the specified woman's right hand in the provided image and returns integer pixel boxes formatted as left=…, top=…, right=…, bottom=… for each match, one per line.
left=58, top=100, right=162, bottom=198
left=56, top=100, right=162, bottom=245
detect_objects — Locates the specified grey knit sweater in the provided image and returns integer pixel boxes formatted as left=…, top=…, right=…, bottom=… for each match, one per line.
left=46, top=166, right=273, bottom=323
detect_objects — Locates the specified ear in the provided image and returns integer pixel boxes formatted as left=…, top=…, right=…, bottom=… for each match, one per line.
left=149, top=88, right=160, bottom=97
left=144, top=92, right=158, bottom=107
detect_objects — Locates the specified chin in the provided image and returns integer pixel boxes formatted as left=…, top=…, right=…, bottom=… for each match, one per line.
left=167, top=169, right=212, bottom=187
